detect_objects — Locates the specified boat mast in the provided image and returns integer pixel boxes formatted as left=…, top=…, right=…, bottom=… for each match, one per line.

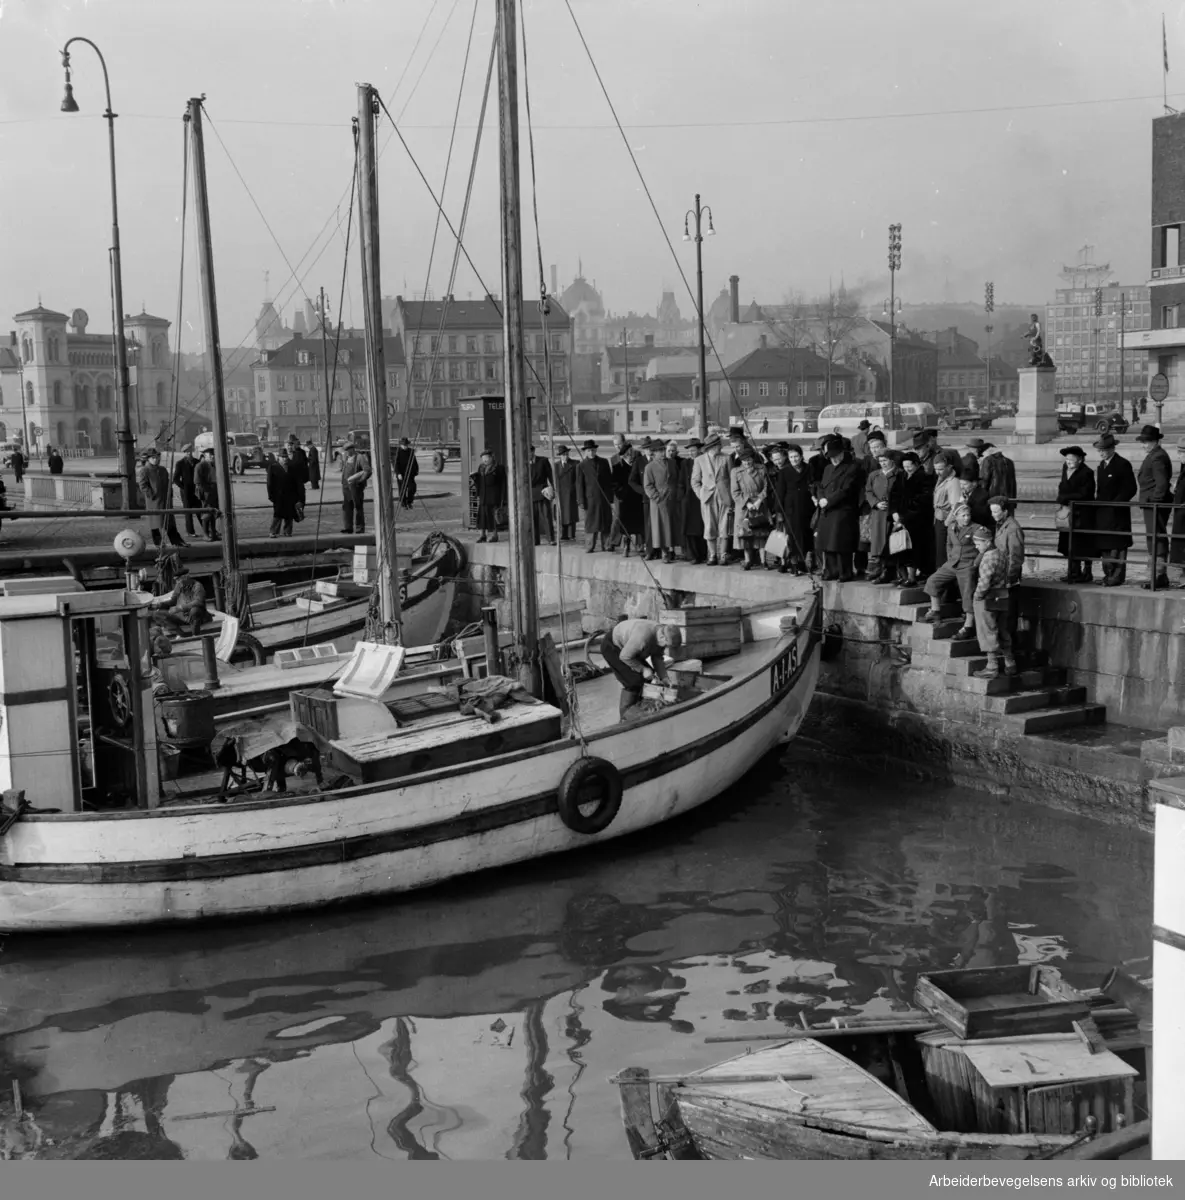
left=355, top=84, right=403, bottom=643
left=495, top=0, right=540, bottom=696
left=187, top=97, right=244, bottom=619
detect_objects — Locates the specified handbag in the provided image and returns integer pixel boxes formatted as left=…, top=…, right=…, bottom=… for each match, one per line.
left=764, top=529, right=790, bottom=559
left=888, top=526, right=912, bottom=555
left=494, top=504, right=509, bottom=528
left=1054, top=505, right=1072, bottom=530
left=294, top=501, right=305, bottom=523
left=745, top=504, right=771, bottom=533
left=983, top=586, right=1011, bottom=612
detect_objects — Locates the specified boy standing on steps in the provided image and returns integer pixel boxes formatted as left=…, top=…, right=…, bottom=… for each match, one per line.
left=971, top=524, right=1017, bottom=679
left=918, top=505, right=979, bottom=636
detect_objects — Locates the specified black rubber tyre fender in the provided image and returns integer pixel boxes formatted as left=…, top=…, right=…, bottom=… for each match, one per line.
left=556, top=756, right=623, bottom=835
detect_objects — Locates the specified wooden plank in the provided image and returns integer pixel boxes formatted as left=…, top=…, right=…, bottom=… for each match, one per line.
left=1052, top=1118, right=1151, bottom=1159
left=538, top=633, right=570, bottom=716
left=660, top=606, right=742, bottom=625
left=1073, top=1017, right=1106, bottom=1055
left=962, top=1040, right=1137, bottom=1089
left=616, top=1066, right=661, bottom=1160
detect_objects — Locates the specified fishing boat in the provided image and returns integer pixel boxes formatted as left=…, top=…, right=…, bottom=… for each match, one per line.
left=0, top=1, right=821, bottom=932
left=166, top=529, right=465, bottom=663
left=615, top=967, right=1152, bottom=1160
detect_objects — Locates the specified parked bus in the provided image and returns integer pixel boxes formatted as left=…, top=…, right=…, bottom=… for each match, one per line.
left=744, top=406, right=821, bottom=436
left=815, top=402, right=938, bottom=435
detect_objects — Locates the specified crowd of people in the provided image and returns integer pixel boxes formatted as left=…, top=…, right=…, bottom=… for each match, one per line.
left=1054, top=424, right=1184, bottom=590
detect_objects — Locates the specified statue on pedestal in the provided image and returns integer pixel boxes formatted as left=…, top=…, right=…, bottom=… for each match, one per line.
left=1023, top=313, right=1054, bottom=368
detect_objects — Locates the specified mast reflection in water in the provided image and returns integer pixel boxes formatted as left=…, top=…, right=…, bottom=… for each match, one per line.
left=0, top=753, right=1151, bottom=1160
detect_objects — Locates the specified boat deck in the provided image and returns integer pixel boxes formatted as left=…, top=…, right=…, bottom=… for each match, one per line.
left=682, top=1039, right=937, bottom=1134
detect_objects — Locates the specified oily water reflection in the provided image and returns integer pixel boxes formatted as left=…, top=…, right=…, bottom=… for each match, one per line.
left=0, top=748, right=1152, bottom=1161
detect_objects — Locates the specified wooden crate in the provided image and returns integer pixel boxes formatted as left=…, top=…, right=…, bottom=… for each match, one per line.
left=914, top=964, right=1091, bottom=1040
left=917, top=1029, right=1136, bottom=1136
left=641, top=682, right=701, bottom=704
left=661, top=608, right=742, bottom=661
left=291, top=687, right=340, bottom=741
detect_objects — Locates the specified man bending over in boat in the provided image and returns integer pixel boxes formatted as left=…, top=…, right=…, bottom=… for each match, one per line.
left=147, top=565, right=211, bottom=638
left=600, top=617, right=683, bottom=721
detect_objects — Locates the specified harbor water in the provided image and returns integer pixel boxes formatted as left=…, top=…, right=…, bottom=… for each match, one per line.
left=0, top=746, right=1151, bottom=1160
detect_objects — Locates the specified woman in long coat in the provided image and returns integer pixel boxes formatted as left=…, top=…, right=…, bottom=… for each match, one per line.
left=730, top=447, right=769, bottom=571
left=1056, top=445, right=1096, bottom=583
left=778, top=444, right=814, bottom=572
left=553, top=446, right=579, bottom=541
left=575, top=441, right=613, bottom=552
left=470, top=450, right=506, bottom=543
left=642, top=441, right=684, bottom=563
left=815, top=435, right=863, bottom=581
left=897, top=451, right=935, bottom=585
left=864, top=450, right=904, bottom=583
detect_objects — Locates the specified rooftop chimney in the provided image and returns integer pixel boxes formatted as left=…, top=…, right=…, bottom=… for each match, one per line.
left=644, top=334, right=654, bottom=347
left=729, top=275, right=740, bottom=324
left=550, top=264, right=558, bottom=295
left=759, top=333, right=767, bottom=350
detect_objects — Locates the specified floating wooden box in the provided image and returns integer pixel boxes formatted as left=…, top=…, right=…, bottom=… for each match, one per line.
left=914, top=964, right=1091, bottom=1040
left=917, top=1029, right=1136, bottom=1136
left=641, top=682, right=701, bottom=704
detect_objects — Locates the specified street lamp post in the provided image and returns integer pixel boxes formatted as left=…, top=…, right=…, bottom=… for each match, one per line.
left=1118, top=291, right=1134, bottom=420
left=984, top=281, right=994, bottom=419
left=1092, top=287, right=1103, bottom=411
left=887, top=224, right=901, bottom=431
left=60, top=38, right=136, bottom=509
left=683, top=195, right=715, bottom=437
left=882, top=295, right=902, bottom=427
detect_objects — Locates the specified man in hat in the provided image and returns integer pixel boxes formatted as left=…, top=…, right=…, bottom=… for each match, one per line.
left=600, top=617, right=683, bottom=721
left=680, top=436, right=707, bottom=564
left=970, top=522, right=1016, bottom=678
left=1092, top=432, right=1137, bottom=586
left=394, top=436, right=418, bottom=510
left=339, top=439, right=371, bottom=534
left=1056, top=445, right=1095, bottom=583
left=47, top=446, right=64, bottom=475
left=851, top=418, right=872, bottom=461
left=172, top=443, right=200, bottom=536
left=627, top=439, right=654, bottom=558
left=931, top=452, right=963, bottom=578
left=961, top=438, right=986, bottom=482
left=553, top=444, right=579, bottom=541
left=267, top=446, right=301, bottom=538
left=913, top=427, right=944, bottom=476
left=136, top=448, right=184, bottom=548
left=644, top=439, right=685, bottom=563
left=470, top=447, right=506, bottom=543
left=691, top=433, right=736, bottom=566
left=815, top=434, right=862, bottom=580
left=1169, top=436, right=1185, bottom=586
left=303, top=437, right=322, bottom=489
left=958, top=470, right=995, bottom=535
left=576, top=439, right=613, bottom=552
left=607, top=433, right=629, bottom=550
left=194, top=446, right=220, bottom=540
left=528, top=444, right=555, bottom=546
left=148, top=561, right=211, bottom=638
left=1136, top=424, right=1173, bottom=589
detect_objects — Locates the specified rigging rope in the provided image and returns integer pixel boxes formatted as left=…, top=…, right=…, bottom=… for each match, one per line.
left=562, top=0, right=817, bottom=573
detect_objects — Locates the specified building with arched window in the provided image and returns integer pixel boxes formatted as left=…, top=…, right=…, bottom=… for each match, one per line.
left=8, top=304, right=176, bottom=452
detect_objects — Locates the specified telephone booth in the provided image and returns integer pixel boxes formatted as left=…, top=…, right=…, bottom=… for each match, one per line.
left=458, top=396, right=508, bottom=531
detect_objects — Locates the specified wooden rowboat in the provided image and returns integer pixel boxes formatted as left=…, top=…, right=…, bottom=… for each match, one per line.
left=616, top=996, right=1149, bottom=1161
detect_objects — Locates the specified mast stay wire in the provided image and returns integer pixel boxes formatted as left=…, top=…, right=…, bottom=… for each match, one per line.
left=561, top=0, right=813, bottom=568
left=400, top=0, right=481, bottom=509
left=165, top=0, right=453, bottom=427
left=371, top=83, right=676, bottom=612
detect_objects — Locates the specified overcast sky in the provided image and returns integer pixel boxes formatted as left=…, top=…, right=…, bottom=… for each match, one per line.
left=1, top=0, right=1181, bottom=354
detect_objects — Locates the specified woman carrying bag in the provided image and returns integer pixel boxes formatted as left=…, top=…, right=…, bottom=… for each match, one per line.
left=1055, top=445, right=1095, bottom=583
left=730, top=446, right=770, bottom=572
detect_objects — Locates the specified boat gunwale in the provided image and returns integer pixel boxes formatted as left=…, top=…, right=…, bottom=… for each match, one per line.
left=6, top=593, right=821, bottom=826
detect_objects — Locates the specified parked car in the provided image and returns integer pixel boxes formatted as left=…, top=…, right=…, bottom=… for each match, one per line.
left=193, top=430, right=266, bottom=474
left=1056, top=404, right=1129, bottom=435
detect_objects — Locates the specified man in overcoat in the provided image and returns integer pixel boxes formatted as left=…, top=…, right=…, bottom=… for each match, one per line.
left=690, top=434, right=735, bottom=565
left=680, top=436, right=707, bottom=564
left=1136, top=424, right=1173, bottom=590
left=470, top=448, right=506, bottom=543
left=529, top=444, right=555, bottom=546
left=1169, top=436, right=1185, bottom=587
left=172, top=444, right=200, bottom=536
left=553, top=445, right=579, bottom=541
left=815, top=434, right=862, bottom=580
left=643, top=440, right=684, bottom=563
left=136, top=448, right=183, bottom=548
left=1092, top=432, right=1137, bottom=587
left=576, top=439, right=613, bottom=552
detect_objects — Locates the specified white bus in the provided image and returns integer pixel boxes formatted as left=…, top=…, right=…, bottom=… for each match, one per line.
left=745, top=406, right=821, bottom=436
left=816, top=402, right=938, bottom=435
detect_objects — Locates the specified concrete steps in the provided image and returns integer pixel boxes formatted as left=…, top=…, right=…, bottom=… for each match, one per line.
left=1000, top=703, right=1107, bottom=734
left=902, top=595, right=1106, bottom=736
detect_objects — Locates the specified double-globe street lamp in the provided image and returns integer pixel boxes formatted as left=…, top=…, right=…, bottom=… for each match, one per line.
left=60, top=37, right=137, bottom=509
left=683, top=195, right=715, bottom=438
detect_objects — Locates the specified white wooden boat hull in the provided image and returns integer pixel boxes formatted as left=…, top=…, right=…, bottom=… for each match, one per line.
left=0, top=604, right=819, bottom=931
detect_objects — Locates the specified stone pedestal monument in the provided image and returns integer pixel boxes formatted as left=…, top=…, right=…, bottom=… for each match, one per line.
left=1014, top=366, right=1058, bottom=443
